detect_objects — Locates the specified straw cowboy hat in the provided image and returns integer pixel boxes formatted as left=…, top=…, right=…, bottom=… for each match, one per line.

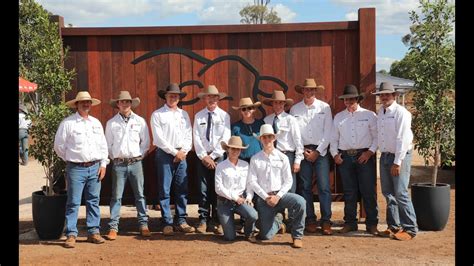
left=158, top=83, right=187, bottom=100
left=197, top=85, right=227, bottom=100
left=19, top=103, right=28, bottom=114
left=221, top=136, right=249, bottom=150
left=338, top=84, right=364, bottom=101
left=262, top=90, right=294, bottom=106
left=66, top=91, right=101, bottom=108
left=295, top=78, right=325, bottom=94
left=258, top=124, right=276, bottom=140
left=372, top=82, right=399, bottom=95
left=109, top=91, right=141, bottom=108
left=231, top=97, right=261, bottom=110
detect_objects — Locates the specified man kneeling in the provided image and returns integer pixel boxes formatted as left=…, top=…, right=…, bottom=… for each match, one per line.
left=248, top=124, right=306, bottom=248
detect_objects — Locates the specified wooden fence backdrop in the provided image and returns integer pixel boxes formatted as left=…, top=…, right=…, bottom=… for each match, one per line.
left=59, top=8, right=375, bottom=205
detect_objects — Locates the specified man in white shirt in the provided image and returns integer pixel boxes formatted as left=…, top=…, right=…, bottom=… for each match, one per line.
left=263, top=90, right=303, bottom=193
left=54, top=91, right=109, bottom=248
left=104, top=91, right=151, bottom=240
left=290, top=78, right=333, bottom=235
left=151, top=83, right=195, bottom=236
left=19, top=103, right=31, bottom=165
left=215, top=136, right=258, bottom=242
left=330, top=84, right=379, bottom=235
left=193, top=85, right=231, bottom=234
left=373, top=82, right=417, bottom=241
left=248, top=124, right=306, bottom=248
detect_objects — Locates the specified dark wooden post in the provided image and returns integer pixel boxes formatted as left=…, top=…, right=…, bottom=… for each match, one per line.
left=358, top=8, right=376, bottom=220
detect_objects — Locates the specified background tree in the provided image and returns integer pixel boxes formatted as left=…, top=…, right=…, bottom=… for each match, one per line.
left=19, top=0, right=75, bottom=113
left=389, top=51, right=417, bottom=80
left=20, top=0, right=75, bottom=195
left=407, top=0, right=455, bottom=185
left=377, top=69, right=388, bottom=75
left=240, top=0, right=281, bottom=24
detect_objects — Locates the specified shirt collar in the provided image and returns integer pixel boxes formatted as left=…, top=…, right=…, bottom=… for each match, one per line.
left=385, top=101, right=398, bottom=112
left=74, top=112, right=90, bottom=122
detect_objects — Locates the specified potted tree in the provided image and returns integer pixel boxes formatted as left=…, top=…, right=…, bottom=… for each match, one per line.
left=405, top=0, right=455, bottom=231
left=29, top=104, right=71, bottom=239
left=20, top=0, right=75, bottom=239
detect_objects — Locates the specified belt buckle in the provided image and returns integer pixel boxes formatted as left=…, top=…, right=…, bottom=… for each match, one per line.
left=347, top=149, right=358, bottom=156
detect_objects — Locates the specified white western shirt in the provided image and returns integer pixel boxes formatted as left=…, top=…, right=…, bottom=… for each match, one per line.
left=193, top=106, right=231, bottom=160
left=330, top=105, right=378, bottom=157
left=264, top=112, right=304, bottom=164
left=215, top=159, right=253, bottom=201
left=290, top=98, right=333, bottom=156
left=377, top=101, right=413, bottom=165
left=105, top=111, right=150, bottom=160
left=19, top=112, right=31, bottom=130
left=150, top=104, right=192, bottom=156
left=54, top=112, right=109, bottom=168
left=248, top=149, right=292, bottom=200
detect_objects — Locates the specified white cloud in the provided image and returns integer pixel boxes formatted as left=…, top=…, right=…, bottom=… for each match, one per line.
left=376, top=56, right=397, bottom=72
left=197, top=0, right=296, bottom=24
left=197, top=0, right=248, bottom=24
left=273, top=4, right=296, bottom=22
left=37, top=0, right=154, bottom=26
left=37, top=0, right=296, bottom=26
left=332, top=0, right=420, bottom=35
left=345, top=11, right=357, bottom=21
left=37, top=0, right=205, bottom=26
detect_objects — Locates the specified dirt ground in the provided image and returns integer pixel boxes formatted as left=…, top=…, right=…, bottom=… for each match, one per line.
left=19, top=151, right=455, bottom=265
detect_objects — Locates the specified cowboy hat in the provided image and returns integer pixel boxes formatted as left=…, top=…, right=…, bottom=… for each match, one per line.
left=66, top=91, right=101, bottom=108
left=338, top=84, right=364, bottom=101
left=158, top=83, right=187, bottom=100
left=197, top=85, right=227, bottom=100
left=295, top=78, right=325, bottom=94
left=262, top=90, right=294, bottom=106
left=221, top=136, right=249, bottom=150
left=231, top=97, right=261, bottom=110
left=258, top=124, right=276, bottom=140
left=109, top=91, right=141, bottom=108
left=372, top=82, right=399, bottom=95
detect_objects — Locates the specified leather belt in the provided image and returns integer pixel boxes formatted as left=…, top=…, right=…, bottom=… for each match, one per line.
left=280, top=150, right=295, bottom=154
left=113, top=156, right=142, bottom=165
left=267, top=191, right=279, bottom=196
left=69, top=160, right=99, bottom=167
left=304, top=145, right=318, bottom=151
left=217, top=195, right=234, bottom=203
left=339, top=148, right=369, bottom=156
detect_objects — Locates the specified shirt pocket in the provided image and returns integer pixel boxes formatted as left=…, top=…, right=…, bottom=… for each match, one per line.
left=356, top=121, right=369, bottom=137
left=214, top=121, right=226, bottom=136
left=130, top=124, right=142, bottom=142
left=72, top=129, right=84, bottom=145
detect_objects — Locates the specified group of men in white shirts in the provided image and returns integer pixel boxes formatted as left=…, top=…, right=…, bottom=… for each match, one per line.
left=53, top=78, right=417, bottom=249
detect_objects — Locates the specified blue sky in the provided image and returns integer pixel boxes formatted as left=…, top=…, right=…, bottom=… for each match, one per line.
left=37, top=0, right=433, bottom=72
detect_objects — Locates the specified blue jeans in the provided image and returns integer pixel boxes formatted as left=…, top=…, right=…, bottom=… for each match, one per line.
left=197, top=157, right=223, bottom=224
left=155, top=149, right=189, bottom=226
left=379, top=150, right=417, bottom=235
left=217, top=198, right=258, bottom=240
left=282, top=151, right=297, bottom=193
left=298, top=153, right=332, bottom=224
left=65, top=162, right=101, bottom=237
left=108, top=161, right=148, bottom=231
left=338, top=152, right=378, bottom=228
left=254, top=193, right=306, bottom=240
left=19, top=128, right=29, bottom=164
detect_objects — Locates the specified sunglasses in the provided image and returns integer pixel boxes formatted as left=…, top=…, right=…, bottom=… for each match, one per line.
left=241, top=106, right=255, bottom=112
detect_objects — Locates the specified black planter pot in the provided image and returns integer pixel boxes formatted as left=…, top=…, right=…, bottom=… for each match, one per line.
left=32, top=190, right=67, bottom=240
left=411, top=183, right=450, bottom=231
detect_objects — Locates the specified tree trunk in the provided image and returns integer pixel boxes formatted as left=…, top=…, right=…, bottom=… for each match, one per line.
left=431, top=144, right=440, bottom=186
